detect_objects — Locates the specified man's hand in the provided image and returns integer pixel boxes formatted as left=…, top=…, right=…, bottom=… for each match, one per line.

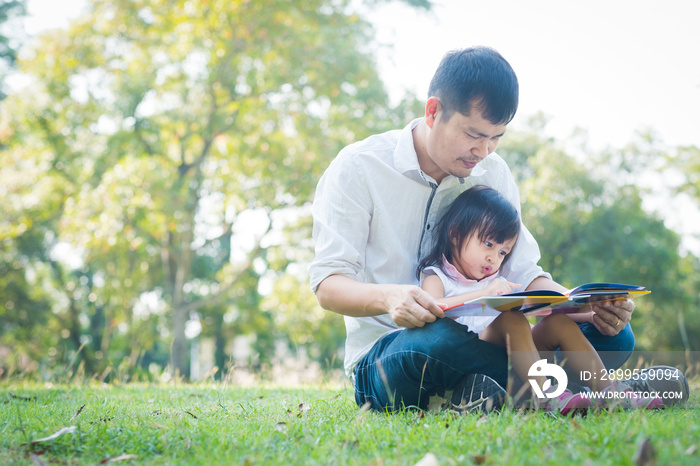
left=587, top=297, right=635, bottom=336
left=384, top=285, right=445, bottom=328
left=315, top=276, right=445, bottom=328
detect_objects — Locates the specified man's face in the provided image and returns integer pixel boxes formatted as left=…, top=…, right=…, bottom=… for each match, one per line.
left=421, top=98, right=507, bottom=182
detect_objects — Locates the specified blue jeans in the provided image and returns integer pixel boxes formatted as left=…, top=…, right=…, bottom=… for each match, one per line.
left=577, top=322, right=635, bottom=369
left=353, top=318, right=635, bottom=411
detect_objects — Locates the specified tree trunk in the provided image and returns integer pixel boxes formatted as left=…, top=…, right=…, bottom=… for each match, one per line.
left=213, top=311, right=226, bottom=380
left=171, top=305, right=188, bottom=377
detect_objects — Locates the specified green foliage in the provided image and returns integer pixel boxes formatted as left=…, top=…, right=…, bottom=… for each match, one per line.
left=0, top=0, right=426, bottom=378
left=672, top=145, right=700, bottom=201
left=0, top=0, right=25, bottom=98
left=500, top=118, right=699, bottom=352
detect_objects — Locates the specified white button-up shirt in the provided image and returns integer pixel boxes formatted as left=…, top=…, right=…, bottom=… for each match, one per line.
left=310, top=118, right=550, bottom=376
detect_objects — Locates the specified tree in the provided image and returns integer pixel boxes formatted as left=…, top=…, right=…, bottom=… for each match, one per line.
left=666, top=144, right=700, bottom=351
left=0, top=0, right=427, bottom=377
left=0, top=0, right=25, bottom=99
left=671, top=145, right=700, bottom=200
left=499, top=117, right=697, bottom=351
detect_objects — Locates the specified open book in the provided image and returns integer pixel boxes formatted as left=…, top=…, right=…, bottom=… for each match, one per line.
left=444, top=282, right=650, bottom=318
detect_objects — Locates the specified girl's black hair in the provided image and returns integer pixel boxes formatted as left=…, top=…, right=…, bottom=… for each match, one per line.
left=417, top=185, right=521, bottom=279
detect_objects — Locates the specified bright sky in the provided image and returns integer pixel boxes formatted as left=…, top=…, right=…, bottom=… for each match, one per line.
left=22, top=0, right=700, bottom=252
left=370, top=0, right=700, bottom=150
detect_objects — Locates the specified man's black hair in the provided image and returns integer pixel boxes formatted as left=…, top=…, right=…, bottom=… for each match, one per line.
left=428, top=46, right=519, bottom=125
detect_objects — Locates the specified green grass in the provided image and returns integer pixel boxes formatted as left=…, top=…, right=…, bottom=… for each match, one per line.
left=1, top=381, right=699, bottom=465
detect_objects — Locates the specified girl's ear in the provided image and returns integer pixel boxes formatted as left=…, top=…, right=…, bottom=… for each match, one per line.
left=448, top=227, right=459, bottom=248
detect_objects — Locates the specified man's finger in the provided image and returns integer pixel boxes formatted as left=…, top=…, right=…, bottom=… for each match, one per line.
left=392, top=306, right=430, bottom=328
left=598, top=305, right=620, bottom=327
left=593, top=302, right=623, bottom=322
left=414, top=291, right=445, bottom=318
left=592, top=313, right=618, bottom=336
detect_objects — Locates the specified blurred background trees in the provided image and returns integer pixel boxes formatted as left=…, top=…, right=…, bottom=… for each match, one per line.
left=499, top=116, right=700, bottom=353
left=1, top=0, right=698, bottom=381
left=0, top=0, right=25, bottom=99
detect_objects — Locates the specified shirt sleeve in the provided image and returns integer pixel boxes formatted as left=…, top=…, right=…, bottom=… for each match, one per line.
left=309, top=153, right=373, bottom=293
left=419, top=265, right=440, bottom=285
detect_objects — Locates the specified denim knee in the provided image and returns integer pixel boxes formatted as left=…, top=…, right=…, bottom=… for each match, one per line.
left=579, top=322, right=635, bottom=369
left=353, top=318, right=510, bottom=411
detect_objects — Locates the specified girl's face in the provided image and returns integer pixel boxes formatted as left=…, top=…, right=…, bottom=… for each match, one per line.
left=451, top=233, right=517, bottom=280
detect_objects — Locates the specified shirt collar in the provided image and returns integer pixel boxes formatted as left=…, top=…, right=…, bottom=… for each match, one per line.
left=394, top=118, right=423, bottom=176
left=394, top=118, right=487, bottom=182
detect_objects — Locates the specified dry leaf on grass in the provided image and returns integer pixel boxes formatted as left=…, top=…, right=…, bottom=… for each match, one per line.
left=414, top=452, right=439, bottom=466
left=70, top=405, right=85, bottom=421
left=275, top=422, right=288, bottom=433
left=100, top=454, right=138, bottom=463
left=90, top=417, right=114, bottom=424
left=23, top=426, right=76, bottom=446
left=633, top=437, right=657, bottom=466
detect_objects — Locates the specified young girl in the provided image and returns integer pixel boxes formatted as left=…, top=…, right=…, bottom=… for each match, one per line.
left=418, top=185, right=662, bottom=413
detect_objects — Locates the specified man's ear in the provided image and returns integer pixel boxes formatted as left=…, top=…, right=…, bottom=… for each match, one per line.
left=425, top=96, right=441, bottom=129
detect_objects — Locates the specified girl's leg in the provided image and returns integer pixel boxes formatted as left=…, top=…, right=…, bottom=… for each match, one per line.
left=480, top=313, right=593, bottom=414
left=480, top=311, right=545, bottom=396
left=532, top=314, right=612, bottom=391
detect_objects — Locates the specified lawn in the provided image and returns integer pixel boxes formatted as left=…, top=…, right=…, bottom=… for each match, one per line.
left=1, top=381, right=698, bottom=465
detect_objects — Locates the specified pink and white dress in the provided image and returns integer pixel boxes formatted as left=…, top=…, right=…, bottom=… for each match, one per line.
left=420, top=256, right=503, bottom=335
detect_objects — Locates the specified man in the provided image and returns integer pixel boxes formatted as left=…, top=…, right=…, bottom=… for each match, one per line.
left=310, top=46, right=682, bottom=412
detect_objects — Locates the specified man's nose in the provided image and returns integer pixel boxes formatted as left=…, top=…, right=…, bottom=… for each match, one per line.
left=471, top=138, right=491, bottom=158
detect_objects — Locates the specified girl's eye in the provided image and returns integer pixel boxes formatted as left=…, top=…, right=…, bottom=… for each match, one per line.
left=499, top=250, right=508, bottom=256
left=484, top=241, right=493, bottom=247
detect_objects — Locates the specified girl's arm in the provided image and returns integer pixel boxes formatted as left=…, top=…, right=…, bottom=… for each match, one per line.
left=421, top=275, right=520, bottom=308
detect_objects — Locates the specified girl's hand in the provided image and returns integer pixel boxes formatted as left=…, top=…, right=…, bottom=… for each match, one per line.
left=484, top=277, right=520, bottom=296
